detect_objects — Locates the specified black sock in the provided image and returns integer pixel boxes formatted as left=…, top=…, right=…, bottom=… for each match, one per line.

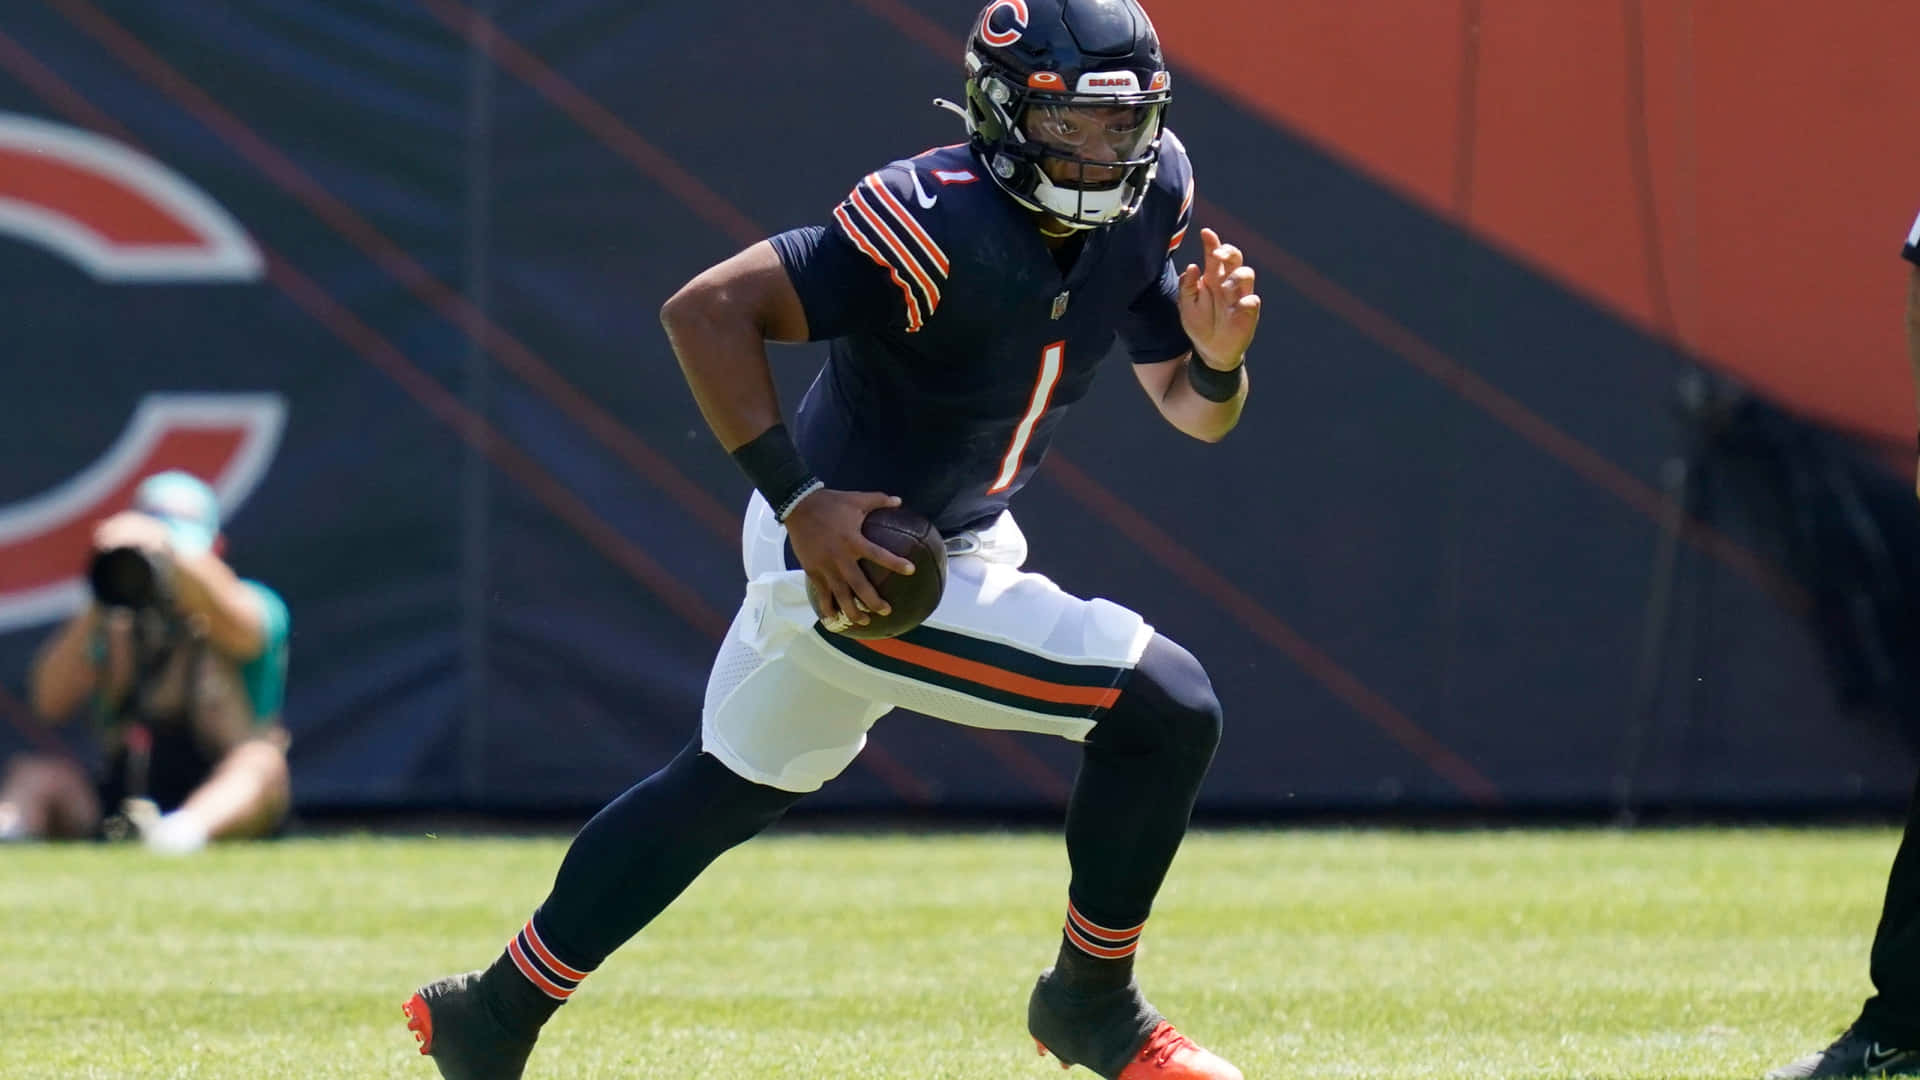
left=1053, top=900, right=1143, bottom=992
left=481, top=737, right=802, bottom=1034
left=477, top=916, right=587, bottom=1036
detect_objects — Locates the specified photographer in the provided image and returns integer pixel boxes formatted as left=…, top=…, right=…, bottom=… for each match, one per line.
left=0, top=471, right=291, bottom=854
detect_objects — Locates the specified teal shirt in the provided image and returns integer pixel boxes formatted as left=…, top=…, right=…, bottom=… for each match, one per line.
left=239, top=580, right=290, bottom=722
left=88, top=580, right=291, bottom=729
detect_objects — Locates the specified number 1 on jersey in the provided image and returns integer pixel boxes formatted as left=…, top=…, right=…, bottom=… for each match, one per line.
left=988, top=340, right=1065, bottom=493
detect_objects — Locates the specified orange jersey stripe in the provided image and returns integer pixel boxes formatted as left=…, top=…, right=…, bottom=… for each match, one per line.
left=523, top=922, right=589, bottom=982
left=834, top=204, right=924, bottom=331
left=1170, top=176, right=1195, bottom=253
left=850, top=184, right=941, bottom=311
left=865, top=174, right=951, bottom=274
left=854, top=634, right=1122, bottom=708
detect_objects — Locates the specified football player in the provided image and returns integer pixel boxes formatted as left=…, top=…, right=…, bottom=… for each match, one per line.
left=405, top=2, right=1255, bottom=1077
left=1762, top=212, right=1920, bottom=1079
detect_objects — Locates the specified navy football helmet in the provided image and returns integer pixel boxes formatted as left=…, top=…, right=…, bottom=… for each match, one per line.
left=946, top=0, right=1172, bottom=230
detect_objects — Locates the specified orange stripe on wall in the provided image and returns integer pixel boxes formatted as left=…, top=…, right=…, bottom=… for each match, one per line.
left=1151, top=0, right=1920, bottom=442
left=855, top=636, right=1122, bottom=708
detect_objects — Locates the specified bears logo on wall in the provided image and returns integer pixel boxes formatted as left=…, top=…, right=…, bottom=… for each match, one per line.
left=0, top=112, right=281, bottom=632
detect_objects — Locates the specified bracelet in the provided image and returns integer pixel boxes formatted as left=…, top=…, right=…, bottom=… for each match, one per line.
left=1186, top=355, right=1244, bottom=402
left=775, top=479, right=824, bottom=522
left=730, top=423, right=820, bottom=521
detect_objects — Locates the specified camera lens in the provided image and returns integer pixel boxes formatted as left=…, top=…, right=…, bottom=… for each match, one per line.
left=88, top=547, right=159, bottom=610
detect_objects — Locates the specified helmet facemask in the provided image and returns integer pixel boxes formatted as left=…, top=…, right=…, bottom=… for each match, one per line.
left=963, top=54, right=1170, bottom=231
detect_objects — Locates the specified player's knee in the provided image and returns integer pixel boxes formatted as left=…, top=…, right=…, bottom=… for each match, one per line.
left=1091, top=634, right=1222, bottom=767
left=676, top=742, right=807, bottom=843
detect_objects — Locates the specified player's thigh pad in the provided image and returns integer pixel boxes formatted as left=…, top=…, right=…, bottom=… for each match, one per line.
left=703, top=597, right=893, bottom=793
left=703, top=493, right=894, bottom=793
left=732, top=494, right=1156, bottom=745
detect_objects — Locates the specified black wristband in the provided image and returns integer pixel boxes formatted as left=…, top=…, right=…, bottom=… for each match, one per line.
left=1186, top=356, right=1244, bottom=402
left=731, top=423, right=820, bottom=521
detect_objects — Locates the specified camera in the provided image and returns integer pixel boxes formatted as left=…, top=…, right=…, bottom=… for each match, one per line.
left=87, top=546, right=174, bottom=611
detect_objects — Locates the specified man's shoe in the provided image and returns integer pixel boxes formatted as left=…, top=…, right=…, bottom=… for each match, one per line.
left=1114, top=1021, right=1244, bottom=1080
left=1768, top=1028, right=1920, bottom=1079
left=403, top=971, right=536, bottom=1080
left=1027, top=968, right=1242, bottom=1079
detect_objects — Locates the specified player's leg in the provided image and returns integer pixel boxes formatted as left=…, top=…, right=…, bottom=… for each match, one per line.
left=1029, top=632, right=1237, bottom=1080
left=1768, top=767, right=1920, bottom=1078
left=406, top=504, right=892, bottom=1080
left=0, top=752, right=101, bottom=840
left=460, top=673, right=885, bottom=1041
left=1058, top=634, right=1220, bottom=985
left=405, top=737, right=807, bottom=1079
left=783, top=513, right=1239, bottom=1079
left=1856, top=767, right=1920, bottom=1050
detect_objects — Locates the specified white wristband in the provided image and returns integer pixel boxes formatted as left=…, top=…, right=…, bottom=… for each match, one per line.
left=774, top=478, right=825, bottom=523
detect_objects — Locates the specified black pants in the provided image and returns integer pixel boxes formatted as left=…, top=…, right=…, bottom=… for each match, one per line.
left=1856, top=770, right=1920, bottom=1045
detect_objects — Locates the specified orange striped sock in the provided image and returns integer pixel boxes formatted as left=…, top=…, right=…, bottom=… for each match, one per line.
left=505, top=917, right=592, bottom=1002
left=480, top=916, right=596, bottom=1036
left=1056, top=899, right=1144, bottom=990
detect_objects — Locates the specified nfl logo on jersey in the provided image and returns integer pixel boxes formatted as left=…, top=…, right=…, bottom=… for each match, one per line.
left=1050, top=290, right=1071, bottom=320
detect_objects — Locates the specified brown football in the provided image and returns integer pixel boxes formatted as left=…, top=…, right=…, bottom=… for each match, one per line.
left=806, top=505, right=948, bottom=639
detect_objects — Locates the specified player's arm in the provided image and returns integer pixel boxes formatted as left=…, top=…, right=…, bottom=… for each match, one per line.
left=1134, top=351, right=1248, bottom=443
left=1130, top=227, right=1256, bottom=442
left=659, top=241, right=808, bottom=451
left=659, top=239, right=914, bottom=624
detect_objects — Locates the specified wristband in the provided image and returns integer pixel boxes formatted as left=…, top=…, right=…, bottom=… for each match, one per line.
left=731, top=423, right=820, bottom=521
left=1186, top=356, right=1244, bottom=403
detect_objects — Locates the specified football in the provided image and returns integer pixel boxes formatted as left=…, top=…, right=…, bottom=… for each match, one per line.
left=806, top=505, right=948, bottom=639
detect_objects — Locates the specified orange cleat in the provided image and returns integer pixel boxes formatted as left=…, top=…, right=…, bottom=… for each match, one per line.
left=1114, top=1022, right=1244, bottom=1080
left=1035, top=1022, right=1243, bottom=1080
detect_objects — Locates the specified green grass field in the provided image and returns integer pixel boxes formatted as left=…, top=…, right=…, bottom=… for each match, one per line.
left=0, top=826, right=1901, bottom=1078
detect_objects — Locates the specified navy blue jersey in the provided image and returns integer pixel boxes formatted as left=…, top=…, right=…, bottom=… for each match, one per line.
left=770, top=133, right=1197, bottom=534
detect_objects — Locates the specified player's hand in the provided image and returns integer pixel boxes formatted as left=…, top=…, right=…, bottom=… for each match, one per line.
left=783, top=488, right=917, bottom=628
left=1177, top=227, right=1261, bottom=372
left=93, top=511, right=172, bottom=554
